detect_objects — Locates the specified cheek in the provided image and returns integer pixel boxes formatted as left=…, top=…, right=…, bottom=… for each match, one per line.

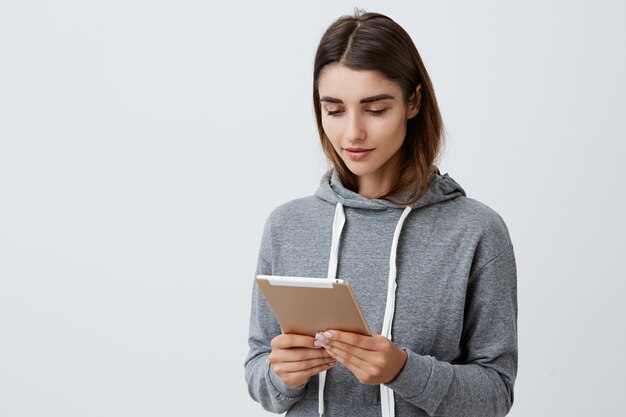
left=322, top=120, right=342, bottom=146
left=382, top=114, right=408, bottom=142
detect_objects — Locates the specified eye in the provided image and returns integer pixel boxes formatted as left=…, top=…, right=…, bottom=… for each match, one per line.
left=327, top=110, right=343, bottom=116
left=367, top=108, right=387, bottom=116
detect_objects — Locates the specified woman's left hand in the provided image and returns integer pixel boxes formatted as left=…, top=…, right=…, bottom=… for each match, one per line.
left=314, top=330, right=407, bottom=385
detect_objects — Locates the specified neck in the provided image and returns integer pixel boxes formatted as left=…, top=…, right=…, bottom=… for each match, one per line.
left=357, top=177, right=392, bottom=199
left=356, top=166, right=401, bottom=199
left=355, top=151, right=403, bottom=199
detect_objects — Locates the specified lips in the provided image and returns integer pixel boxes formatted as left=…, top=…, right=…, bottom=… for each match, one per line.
left=344, top=147, right=374, bottom=161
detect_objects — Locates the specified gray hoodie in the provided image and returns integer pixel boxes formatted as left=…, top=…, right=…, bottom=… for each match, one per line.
left=245, top=168, right=517, bottom=417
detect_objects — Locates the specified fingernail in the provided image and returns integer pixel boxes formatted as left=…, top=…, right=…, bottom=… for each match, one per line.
left=315, top=332, right=325, bottom=340
left=314, top=340, right=325, bottom=347
left=323, top=331, right=333, bottom=339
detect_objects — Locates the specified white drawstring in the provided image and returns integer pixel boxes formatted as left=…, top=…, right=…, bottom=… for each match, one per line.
left=327, top=203, right=346, bottom=281
left=380, top=206, right=412, bottom=417
left=320, top=203, right=412, bottom=417
left=319, top=203, right=346, bottom=416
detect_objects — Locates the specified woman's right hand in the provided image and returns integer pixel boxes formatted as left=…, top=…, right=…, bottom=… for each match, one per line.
left=269, top=333, right=336, bottom=388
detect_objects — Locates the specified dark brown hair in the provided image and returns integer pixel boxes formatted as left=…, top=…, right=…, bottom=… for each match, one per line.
left=313, top=11, right=444, bottom=205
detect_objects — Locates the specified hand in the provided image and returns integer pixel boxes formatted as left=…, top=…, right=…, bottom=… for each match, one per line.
left=314, top=330, right=407, bottom=385
left=268, top=333, right=336, bottom=388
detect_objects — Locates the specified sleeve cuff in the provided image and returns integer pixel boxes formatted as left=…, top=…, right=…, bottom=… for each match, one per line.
left=385, top=348, right=433, bottom=400
left=268, top=364, right=307, bottom=399
left=385, top=349, right=455, bottom=415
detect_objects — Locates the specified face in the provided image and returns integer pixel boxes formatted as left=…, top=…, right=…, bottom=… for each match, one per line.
left=318, top=64, right=420, bottom=196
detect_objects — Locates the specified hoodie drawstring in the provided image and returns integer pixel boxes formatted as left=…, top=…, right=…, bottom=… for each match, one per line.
left=380, top=205, right=412, bottom=417
left=320, top=202, right=412, bottom=417
left=319, top=202, right=346, bottom=416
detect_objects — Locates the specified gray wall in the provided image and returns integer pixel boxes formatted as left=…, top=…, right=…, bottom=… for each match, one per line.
left=1, top=0, right=624, bottom=416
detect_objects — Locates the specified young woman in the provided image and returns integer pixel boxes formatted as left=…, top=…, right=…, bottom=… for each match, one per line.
left=245, top=11, right=517, bottom=417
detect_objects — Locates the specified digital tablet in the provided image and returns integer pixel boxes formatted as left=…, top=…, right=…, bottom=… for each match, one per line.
left=255, top=275, right=371, bottom=336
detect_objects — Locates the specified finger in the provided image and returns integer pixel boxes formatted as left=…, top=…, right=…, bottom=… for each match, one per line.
left=323, top=336, right=406, bottom=385
left=325, top=339, right=375, bottom=359
left=275, top=357, right=336, bottom=373
left=272, top=333, right=319, bottom=349
left=325, top=335, right=394, bottom=373
left=278, top=361, right=337, bottom=387
left=323, top=330, right=379, bottom=350
left=269, top=347, right=332, bottom=364
left=324, top=342, right=373, bottom=372
left=324, top=344, right=374, bottom=382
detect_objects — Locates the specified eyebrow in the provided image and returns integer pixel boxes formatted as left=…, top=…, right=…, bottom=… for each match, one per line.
left=320, top=94, right=395, bottom=104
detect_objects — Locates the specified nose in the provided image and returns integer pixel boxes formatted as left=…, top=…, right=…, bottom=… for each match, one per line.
left=344, top=112, right=366, bottom=143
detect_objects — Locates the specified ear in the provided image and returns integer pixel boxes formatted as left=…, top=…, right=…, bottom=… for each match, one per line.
left=407, top=84, right=422, bottom=119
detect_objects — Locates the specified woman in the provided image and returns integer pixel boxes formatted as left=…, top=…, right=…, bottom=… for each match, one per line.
left=245, top=11, right=517, bottom=417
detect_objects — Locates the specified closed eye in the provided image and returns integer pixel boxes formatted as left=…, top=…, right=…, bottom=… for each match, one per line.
left=327, top=110, right=343, bottom=116
left=368, top=109, right=387, bottom=116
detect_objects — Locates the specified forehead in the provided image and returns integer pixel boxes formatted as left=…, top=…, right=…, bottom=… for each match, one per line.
left=318, top=64, right=402, bottom=101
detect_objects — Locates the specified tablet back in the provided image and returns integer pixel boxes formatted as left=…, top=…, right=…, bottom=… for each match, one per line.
left=255, top=275, right=371, bottom=336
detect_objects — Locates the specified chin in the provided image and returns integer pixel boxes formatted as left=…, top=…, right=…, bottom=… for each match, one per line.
left=342, top=161, right=376, bottom=177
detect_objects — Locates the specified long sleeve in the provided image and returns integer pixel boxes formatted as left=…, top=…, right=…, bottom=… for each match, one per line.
left=244, top=217, right=307, bottom=413
left=386, top=245, right=518, bottom=417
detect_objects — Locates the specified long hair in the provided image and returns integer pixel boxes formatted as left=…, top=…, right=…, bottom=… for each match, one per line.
left=313, top=11, right=444, bottom=205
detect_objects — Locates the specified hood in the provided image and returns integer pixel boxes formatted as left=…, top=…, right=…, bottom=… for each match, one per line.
left=314, top=167, right=466, bottom=210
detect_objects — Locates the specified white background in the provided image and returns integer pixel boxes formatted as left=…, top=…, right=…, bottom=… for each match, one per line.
left=1, top=0, right=625, bottom=416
